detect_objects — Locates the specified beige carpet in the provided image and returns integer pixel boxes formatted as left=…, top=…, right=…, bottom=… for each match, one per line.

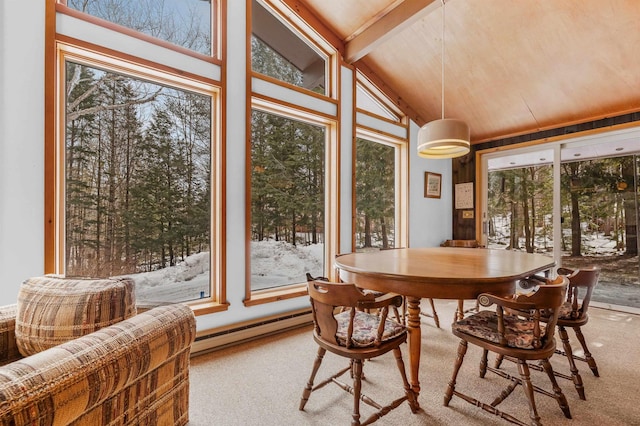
left=188, top=300, right=639, bottom=425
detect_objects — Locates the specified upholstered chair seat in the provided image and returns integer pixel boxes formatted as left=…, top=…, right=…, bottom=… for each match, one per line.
left=453, top=310, right=551, bottom=350
left=334, top=309, right=405, bottom=347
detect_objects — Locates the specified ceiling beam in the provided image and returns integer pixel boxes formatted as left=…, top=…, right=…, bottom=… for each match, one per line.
left=345, top=0, right=441, bottom=63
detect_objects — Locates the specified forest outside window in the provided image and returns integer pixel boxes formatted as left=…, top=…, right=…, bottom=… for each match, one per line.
left=63, top=0, right=215, bottom=57
left=355, top=137, right=400, bottom=251
left=63, top=58, right=216, bottom=305
left=250, top=109, right=326, bottom=291
left=251, top=0, right=327, bottom=95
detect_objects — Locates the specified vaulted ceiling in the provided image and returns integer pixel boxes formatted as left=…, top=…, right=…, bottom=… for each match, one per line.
left=295, top=0, right=640, bottom=144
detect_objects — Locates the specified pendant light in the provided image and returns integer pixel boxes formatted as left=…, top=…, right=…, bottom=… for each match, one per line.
left=417, top=0, right=470, bottom=159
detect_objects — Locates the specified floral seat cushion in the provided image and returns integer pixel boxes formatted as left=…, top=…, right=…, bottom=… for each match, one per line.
left=556, top=302, right=581, bottom=320
left=334, top=310, right=405, bottom=348
left=539, top=302, right=580, bottom=321
left=360, top=289, right=385, bottom=298
left=453, top=310, right=548, bottom=350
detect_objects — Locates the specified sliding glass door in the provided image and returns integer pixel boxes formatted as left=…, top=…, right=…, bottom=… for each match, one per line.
left=481, top=128, right=640, bottom=311
left=559, top=154, right=640, bottom=308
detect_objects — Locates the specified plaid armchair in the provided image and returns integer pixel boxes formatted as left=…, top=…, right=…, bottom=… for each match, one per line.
left=0, top=276, right=196, bottom=426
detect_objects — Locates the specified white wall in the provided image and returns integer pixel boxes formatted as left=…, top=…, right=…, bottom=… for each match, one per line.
left=0, top=0, right=46, bottom=306
left=408, top=121, right=453, bottom=247
left=0, top=1, right=452, bottom=323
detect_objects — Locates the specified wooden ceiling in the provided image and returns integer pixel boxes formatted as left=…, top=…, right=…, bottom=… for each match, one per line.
left=295, top=0, right=640, bottom=144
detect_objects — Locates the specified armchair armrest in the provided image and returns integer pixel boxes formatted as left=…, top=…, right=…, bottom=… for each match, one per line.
left=0, top=304, right=196, bottom=425
left=0, top=305, right=21, bottom=366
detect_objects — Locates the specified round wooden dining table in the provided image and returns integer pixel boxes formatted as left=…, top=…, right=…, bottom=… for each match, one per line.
left=334, top=247, right=555, bottom=405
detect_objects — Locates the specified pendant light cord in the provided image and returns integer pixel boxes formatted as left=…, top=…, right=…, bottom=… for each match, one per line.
left=441, top=0, right=446, bottom=120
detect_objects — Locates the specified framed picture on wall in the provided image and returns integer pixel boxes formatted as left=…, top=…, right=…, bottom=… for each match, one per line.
left=424, top=171, right=442, bottom=198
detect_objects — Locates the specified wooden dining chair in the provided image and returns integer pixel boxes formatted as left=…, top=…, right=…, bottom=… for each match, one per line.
left=496, top=266, right=601, bottom=400
left=440, top=239, right=481, bottom=321
left=300, top=277, right=418, bottom=425
left=332, top=254, right=405, bottom=325
left=444, top=275, right=571, bottom=426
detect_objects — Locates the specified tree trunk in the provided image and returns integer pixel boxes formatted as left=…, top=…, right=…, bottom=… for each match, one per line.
left=364, top=215, right=372, bottom=248
left=622, top=159, right=637, bottom=255
left=571, top=191, right=582, bottom=256
left=381, top=216, right=388, bottom=249
left=522, top=178, right=532, bottom=253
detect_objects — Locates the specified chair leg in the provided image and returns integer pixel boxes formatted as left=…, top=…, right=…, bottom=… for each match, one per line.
left=352, top=359, right=363, bottom=426
left=573, top=326, right=599, bottom=377
left=299, top=347, right=326, bottom=410
left=494, top=353, right=505, bottom=369
left=517, top=360, right=542, bottom=426
left=393, top=347, right=419, bottom=413
left=428, top=298, right=440, bottom=328
left=479, top=349, right=489, bottom=378
left=444, top=339, right=468, bottom=406
left=454, top=299, right=480, bottom=323
left=454, top=299, right=464, bottom=322
left=418, top=298, right=440, bottom=328
left=540, top=358, right=572, bottom=419
left=558, top=326, right=586, bottom=400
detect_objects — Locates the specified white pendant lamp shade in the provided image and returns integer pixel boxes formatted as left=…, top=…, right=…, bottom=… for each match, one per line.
left=417, top=118, right=470, bottom=159
left=417, top=0, right=471, bottom=159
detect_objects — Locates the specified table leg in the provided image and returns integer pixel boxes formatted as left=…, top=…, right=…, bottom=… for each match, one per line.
left=406, top=296, right=422, bottom=404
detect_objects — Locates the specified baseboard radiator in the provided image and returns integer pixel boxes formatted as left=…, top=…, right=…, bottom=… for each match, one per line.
left=191, top=310, right=313, bottom=355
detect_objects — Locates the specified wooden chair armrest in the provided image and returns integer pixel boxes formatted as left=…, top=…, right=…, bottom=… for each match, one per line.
left=478, top=293, right=536, bottom=311
left=556, top=267, right=574, bottom=276
left=357, top=292, right=403, bottom=310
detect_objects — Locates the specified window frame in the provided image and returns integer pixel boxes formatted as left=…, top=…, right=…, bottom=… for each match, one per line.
left=244, top=0, right=339, bottom=306
left=245, top=98, right=338, bottom=306
left=46, top=3, right=226, bottom=315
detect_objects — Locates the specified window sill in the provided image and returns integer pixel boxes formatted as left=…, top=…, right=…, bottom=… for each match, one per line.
left=189, top=300, right=230, bottom=316
left=244, top=283, right=308, bottom=307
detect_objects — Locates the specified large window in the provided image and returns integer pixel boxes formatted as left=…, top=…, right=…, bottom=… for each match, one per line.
left=50, top=2, right=222, bottom=310
left=65, top=0, right=215, bottom=56
left=247, top=0, right=337, bottom=302
left=353, top=79, right=408, bottom=252
left=64, top=60, right=213, bottom=304
left=250, top=109, right=326, bottom=290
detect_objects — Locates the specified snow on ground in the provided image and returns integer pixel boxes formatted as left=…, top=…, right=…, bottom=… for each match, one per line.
left=250, top=240, right=324, bottom=290
left=117, top=240, right=324, bottom=304
left=121, top=225, right=638, bottom=308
